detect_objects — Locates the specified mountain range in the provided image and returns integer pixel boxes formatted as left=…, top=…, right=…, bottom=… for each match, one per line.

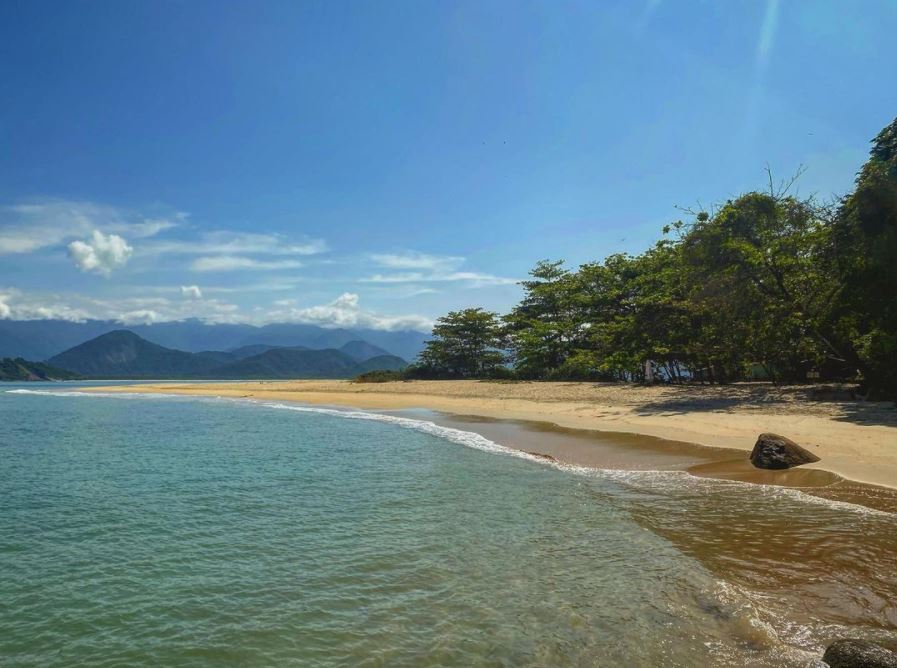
left=46, top=330, right=408, bottom=379
left=0, top=318, right=428, bottom=362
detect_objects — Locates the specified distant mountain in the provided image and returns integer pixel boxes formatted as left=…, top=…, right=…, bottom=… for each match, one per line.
left=48, top=330, right=222, bottom=378
left=0, top=320, right=117, bottom=360
left=227, top=343, right=307, bottom=359
left=0, top=358, right=82, bottom=381
left=339, top=340, right=392, bottom=362
left=233, top=325, right=428, bottom=361
left=0, top=318, right=428, bottom=361
left=193, top=351, right=239, bottom=366
left=207, top=348, right=364, bottom=379
left=45, top=330, right=408, bottom=379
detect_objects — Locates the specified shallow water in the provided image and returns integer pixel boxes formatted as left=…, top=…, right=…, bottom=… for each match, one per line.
left=1, top=384, right=895, bottom=666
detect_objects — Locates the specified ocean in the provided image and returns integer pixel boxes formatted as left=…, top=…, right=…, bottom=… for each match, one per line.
left=1, top=383, right=895, bottom=666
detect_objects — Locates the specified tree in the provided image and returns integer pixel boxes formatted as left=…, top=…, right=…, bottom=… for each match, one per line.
left=414, top=116, right=897, bottom=397
left=416, top=308, right=506, bottom=378
left=831, top=116, right=897, bottom=398
left=678, top=188, right=843, bottom=381
left=503, top=260, right=580, bottom=377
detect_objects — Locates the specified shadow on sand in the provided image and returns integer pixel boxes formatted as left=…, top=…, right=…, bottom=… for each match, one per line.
left=626, top=383, right=897, bottom=428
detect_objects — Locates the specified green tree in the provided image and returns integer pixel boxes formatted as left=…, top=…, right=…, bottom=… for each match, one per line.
left=831, top=116, right=897, bottom=398
left=678, top=189, right=842, bottom=380
left=416, top=308, right=506, bottom=378
left=503, top=260, right=580, bottom=377
left=412, top=116, right=897, bottom=396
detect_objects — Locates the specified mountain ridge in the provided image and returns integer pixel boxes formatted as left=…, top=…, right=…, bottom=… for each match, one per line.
left=0, top=319, right=428, bottom=361
left=46, top=330, right=408, bottom=379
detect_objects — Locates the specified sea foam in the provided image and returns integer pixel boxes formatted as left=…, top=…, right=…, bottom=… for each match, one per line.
left=6, top=387, right=892, bottom=518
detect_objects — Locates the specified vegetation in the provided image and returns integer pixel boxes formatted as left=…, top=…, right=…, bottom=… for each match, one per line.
left=0, top=357, right=82, bottom=381
left=415, top=116, right=897, bottom=401
left=416, top=308, right=507, bottom=378
left=353, top=369, right=405, bottom=383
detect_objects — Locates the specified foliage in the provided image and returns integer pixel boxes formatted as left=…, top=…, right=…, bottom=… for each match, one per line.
left=0, top=357, right=82, bottom=381
left=416, top=308, right=507, bottom=378
left=352, top=369, right=405, bottom=383
left=418, top=115, right=897, bottom=400
left=830, top=117, right=897, bottom=399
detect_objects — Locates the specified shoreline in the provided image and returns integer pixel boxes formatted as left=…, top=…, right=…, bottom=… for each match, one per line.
left=81, top=380, right=897, bottom=499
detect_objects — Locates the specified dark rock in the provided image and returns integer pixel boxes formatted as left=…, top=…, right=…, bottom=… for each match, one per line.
left=749, top=432, right=821, bottom=470
left=823, top=639, right=897, bottom=668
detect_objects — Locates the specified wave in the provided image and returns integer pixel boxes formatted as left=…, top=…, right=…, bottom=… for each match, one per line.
left=6, top=387, right=892, bottom=518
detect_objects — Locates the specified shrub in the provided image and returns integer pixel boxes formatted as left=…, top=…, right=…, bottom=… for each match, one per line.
left=352, top=369, right=405, bottom=383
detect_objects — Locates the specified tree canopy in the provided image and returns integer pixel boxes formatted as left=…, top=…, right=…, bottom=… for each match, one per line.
left=414, top=115, right=897, bottom=401
left=414, top=308, right=506, bottom=378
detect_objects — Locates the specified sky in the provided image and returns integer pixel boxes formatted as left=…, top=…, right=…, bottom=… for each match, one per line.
left=1, top=0, right=895, bottom=331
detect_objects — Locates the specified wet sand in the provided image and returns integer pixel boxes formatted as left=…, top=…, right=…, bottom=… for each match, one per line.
left=425, top=411, right=897, bottom=514
left=84, top=380, right=897, bottom=492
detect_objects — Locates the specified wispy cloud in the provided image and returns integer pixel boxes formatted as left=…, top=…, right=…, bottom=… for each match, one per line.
left=0, top=286, right=431, bottom=331
left=140, top=231, right=327, bottom=257
left=362, top=271, right=517, bottom=286
left=0, top=200, right=180, bottom=255
left=266, top=292, right=433, bottom=331
left=190, top=256, right=304, bottom=272
left=363, top=251, right=516, bottom=287
left=0, top=286, right=242, bottom=325
left=756, top=0, right=780, bottom=70
left=370, top=252, right=464, bottom=271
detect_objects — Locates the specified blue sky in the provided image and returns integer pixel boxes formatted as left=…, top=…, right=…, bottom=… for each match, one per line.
left=1, top=0, right=894, bottom=331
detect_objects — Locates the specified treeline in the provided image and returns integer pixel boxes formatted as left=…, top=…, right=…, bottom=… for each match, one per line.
left=403, top=116, right=897, bottom=400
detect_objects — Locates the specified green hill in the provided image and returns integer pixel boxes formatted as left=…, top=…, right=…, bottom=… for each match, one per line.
left=45, top=331, right=409, bottom=379
left=47, top=330, right=221, bottom=378
left=356, top=355, right=408, bottom=373
left=208, top=347, right=365, bottom=379
left=339, top=340, right=393, bottom=362
left=0, top=357, right=82, bottom=381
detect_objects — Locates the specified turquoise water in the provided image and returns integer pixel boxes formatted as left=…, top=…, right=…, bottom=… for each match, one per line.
left=2, top=384, right=895, bottom=666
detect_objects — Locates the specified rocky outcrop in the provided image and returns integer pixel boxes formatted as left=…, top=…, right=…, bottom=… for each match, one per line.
left=749, top=433, right=821, bottom=470
left=823, top=639, right=897, bottom=667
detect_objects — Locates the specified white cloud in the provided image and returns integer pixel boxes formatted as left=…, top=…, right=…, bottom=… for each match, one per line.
left=129, top=217, right=182, bottom=238
left=0, top=288, right=91, bottom=322
left=0, top=287, right=244, bottom=325
left=268, top=292, right=433, bottom=331
left=363, top=250, right=516, bottom=287
left=370, top=252, right=464, bottom=271
left=117, top=309, right=163, bottom=325
left=190, top=256, right=304, bottom=272
left=68, top=230, right=133, bottom=276
left=0, top=287, right=431, bottom=331
left=0, top=200, right=179, bottom=255
left=180, top=285, right=203, bottom=299
left=362, top=271, right=517, bottom=286
left=141, top=231, right=327, bottom=258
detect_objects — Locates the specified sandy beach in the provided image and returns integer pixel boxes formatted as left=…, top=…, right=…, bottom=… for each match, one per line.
left=87, top=380, right=897, bottom=492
